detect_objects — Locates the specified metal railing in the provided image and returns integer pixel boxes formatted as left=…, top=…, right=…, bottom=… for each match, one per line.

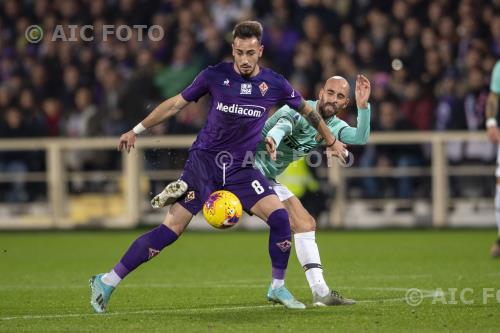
left=0, top=131, right=494, bottom=229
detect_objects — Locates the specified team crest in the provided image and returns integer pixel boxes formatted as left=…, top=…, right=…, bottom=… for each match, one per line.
left=259, top=82, right=268, bottom=96
left=185, top=191, right=195, bottom=202
left=315, top=133, right=323, bottom=143
left=148, top=248, right=160, bottom=260
left=240, top=83, right=252, bottom=95
left=276, top=240, right=291, bottom=252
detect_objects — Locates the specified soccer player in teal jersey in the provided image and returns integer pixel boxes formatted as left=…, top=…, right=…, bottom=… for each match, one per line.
left=486, top=60, right=500, bottom=257
left=255, top=75, right=371, bottom=306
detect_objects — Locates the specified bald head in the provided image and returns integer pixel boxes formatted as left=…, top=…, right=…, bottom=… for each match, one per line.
left=318, top=76, right=351, bottom=118
left=326, top=76, right=350, bottom=93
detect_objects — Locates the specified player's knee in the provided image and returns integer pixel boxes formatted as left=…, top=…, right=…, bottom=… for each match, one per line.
left=294, top=215, right=316, bottom=233
left=162, top=221, right=184, bottom=236
left=267, top=208, right=291, bottom=236
left=162, top=215, right=185, bottom=236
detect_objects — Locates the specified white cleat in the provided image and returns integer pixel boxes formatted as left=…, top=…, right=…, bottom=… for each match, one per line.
left=312, top=289, right=356, bottom=306
left=151, top=179, right=188, bottom=209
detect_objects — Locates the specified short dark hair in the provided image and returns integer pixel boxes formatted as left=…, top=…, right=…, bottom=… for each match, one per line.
left=232, top=21, right=263, bottom=43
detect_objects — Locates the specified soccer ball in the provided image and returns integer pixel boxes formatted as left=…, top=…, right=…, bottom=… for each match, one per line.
left=202, top=190, right=242, bottom=229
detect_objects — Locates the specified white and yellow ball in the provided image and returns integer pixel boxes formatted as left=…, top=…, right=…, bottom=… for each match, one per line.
left=202, top=190, right=242, bottom=229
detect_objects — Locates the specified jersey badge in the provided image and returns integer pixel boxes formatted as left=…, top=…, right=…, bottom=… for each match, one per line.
left=259, top=82, right=268, bottom=96
left=276, top=240, right=291, bottom=252
left=185, top=191, right=196, bottom=202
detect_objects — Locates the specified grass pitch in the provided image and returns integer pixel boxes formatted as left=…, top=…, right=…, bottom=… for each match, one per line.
left=1, top=229, right=499, bottom=332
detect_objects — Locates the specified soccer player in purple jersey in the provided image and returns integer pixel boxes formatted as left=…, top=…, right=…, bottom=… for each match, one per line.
left=89, top=21, right=347, bottom=312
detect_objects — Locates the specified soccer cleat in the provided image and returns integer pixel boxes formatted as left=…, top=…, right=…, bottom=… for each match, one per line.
left=89, top=274, right=115, bottom=313
left=312, top=289, right=356, bottom=306
left=267, top=285, right=306, bottom=309
left=490, top=239, right=500, bottom=258
left=151, top=179, right=188, bottom=209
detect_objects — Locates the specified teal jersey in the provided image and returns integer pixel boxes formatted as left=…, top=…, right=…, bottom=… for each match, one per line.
left=491, top=61, right=500, bottom=94
left=255, top=100, right=371, bottom=179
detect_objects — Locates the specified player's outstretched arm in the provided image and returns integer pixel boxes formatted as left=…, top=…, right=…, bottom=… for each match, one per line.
left=486, top=92, right=499, bottom=144
left=337, top=74, right=372, bottom=145
left=296, top=100, right=347, bottom=162
left=355, top=74, right=370, bottom=110
left=486, top=61, right=500, bottom=144
left=118, top=94, right=189, bottom=152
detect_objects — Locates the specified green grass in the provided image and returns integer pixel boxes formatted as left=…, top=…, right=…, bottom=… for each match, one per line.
left=1, top=230, right=499, bottom=332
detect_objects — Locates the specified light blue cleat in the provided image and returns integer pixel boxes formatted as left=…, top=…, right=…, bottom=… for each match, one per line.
left=267, top=285, right=306, bottom=309
left=89, top=274, right=115, bottom=313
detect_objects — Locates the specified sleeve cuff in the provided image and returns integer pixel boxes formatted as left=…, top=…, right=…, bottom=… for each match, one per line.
left=486, top=118, right=497, bottom=128
left=267, top=127, right=286, bottom=147
left=357, top=102, right=371, bottom=112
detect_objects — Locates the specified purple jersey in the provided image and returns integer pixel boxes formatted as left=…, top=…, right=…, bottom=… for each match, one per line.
left=181, top=62, right=302, bottom=165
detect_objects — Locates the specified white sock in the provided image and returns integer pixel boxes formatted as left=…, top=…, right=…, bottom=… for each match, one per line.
left=101, top=269, right=122, bottom=287
left=495, top=185, right=500, bottom=237
left=294, top=231, right=329, bottom=297
left=271, top=278, right=284, bottom=289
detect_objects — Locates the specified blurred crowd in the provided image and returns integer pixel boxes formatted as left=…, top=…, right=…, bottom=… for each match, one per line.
left=0, top=0, right=499, bottom=201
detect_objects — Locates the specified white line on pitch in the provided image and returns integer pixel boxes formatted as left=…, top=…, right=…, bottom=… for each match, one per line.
left=0, top=284, right=436, bottom=293
left=357, top=292, right=440, bottom=304
left=0, top=292, right=442, bottom=321
left=0, top=304, right=276, bottom=321
left=0, top=287, right=440, bottom=321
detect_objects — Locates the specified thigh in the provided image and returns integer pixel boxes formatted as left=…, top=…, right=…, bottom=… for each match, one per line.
left=224, top=167, right=276, bottom=214
left=496, top=146, right=500, bottom=178
left=178, top=150, right=221, bottom=214
left=282, top=195, right=316, bottom=233
left=249, top=194, right=285, bottom=222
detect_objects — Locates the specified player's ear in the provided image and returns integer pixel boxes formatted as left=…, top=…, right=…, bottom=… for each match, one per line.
left=318, top=88, right=324, bottom=100
left=258, top=44, right=263, bottom=57
left=232, top=43, right=236, bottom=57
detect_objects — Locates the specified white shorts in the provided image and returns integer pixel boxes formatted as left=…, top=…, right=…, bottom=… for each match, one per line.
left=268, top=179, right=295, bottom=202
left=497, top=145, right=500, bottom=178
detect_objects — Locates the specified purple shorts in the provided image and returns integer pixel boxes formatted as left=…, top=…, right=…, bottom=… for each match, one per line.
left=177, top=149, right=275, bottom=214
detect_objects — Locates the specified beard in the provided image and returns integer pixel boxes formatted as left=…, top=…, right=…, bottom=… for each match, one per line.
left=238, top=64, right=254, bottom=78
left=319, top=100, right=340, bottom=119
